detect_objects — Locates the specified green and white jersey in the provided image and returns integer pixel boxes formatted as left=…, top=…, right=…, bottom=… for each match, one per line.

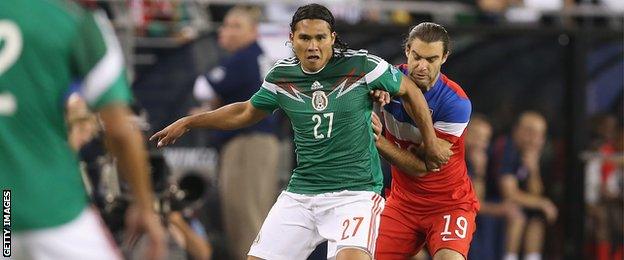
left=251, top=49, right=403, bottom=194
left=0, top=0, right=132, bottom=231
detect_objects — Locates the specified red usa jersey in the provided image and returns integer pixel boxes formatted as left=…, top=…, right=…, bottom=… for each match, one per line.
left=381, top=64, right=479, bottom=214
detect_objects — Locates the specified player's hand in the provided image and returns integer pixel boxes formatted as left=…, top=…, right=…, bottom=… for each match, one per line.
left=369, top=90, right=391, bottom=106
left=150, top=117, right=190, bottom=148
left=500, top=201, right=523, bottom=220
left=371, top=112, right=383, bottom=141
left=424, top=141, right=452, bottom=167
left=407, top=144, right=441, bottom=172
left=124, top=205, right=167, bottom=260
left=521, top=149, right=541, bottom=174
left=540, top=199, right=558, bottom=224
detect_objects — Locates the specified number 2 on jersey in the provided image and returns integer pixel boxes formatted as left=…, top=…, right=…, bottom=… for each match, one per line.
left=0, top=20, right=23, bottom=116
left=312, top=112, right=334, bottom=139
left=0, top=20, right=22, bottom=76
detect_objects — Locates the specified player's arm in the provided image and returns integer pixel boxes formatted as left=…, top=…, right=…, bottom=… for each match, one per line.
left=395, top=75, right=451, bottom=167
left=169, top=212, right=212, bottom=260
left=71, top=10, right=166, bottom=259
left=99, top=105, right=167, bottom=259
left=500, top=175, right=547, bottom=209
left=377, top=138, right=425, bottom=176
left=500, top=174, right=558, bottom=223
left=372, top=113, right=450, bottom=176
left=98, top=105, right=164, bottom=219
left=150, top=101, right=269, bottom=148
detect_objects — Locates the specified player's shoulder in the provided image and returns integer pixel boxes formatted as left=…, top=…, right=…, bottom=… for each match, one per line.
left=341, top=49, right=386, bottom=62
left=264, top=57, right=299, bottom=80
left=339, top=49, right=391, bottom=75
left=396, top=64, right=409, bottom=76
left=270, top=57, right=299, bottom=69
left=341, top=48, right=368, bottom=57
left=439, top=74, right=468, bottom=100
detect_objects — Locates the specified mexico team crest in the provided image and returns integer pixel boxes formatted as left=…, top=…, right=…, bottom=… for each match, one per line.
left=312, top=90, right=328, bottom=111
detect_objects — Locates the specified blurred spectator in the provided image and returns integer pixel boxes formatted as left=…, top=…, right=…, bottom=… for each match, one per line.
left=491, top=111, right=558, bottom=260
left=168, top=211, right=213, bottom=260
left=130, top=0, right=198, bottom=41
left=584, top=114, right=624, bottom=260
left=66, top=92, right=99, bottom=152
left=191, top=5, right=279, bottom=260
left=467, top=114, right=525, bottom=260
left=478, top=0, right=519, bottom=14
left=588, top=114, right=618, bottom=150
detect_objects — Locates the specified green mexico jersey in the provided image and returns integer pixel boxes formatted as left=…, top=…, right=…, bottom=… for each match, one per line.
left=0, top=0, right=131, bottom=231
left=251, top=49, right=403, bottom=194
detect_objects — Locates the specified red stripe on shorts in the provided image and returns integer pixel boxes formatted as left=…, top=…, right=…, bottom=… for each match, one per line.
left=367, top=194, right=382, bottom=252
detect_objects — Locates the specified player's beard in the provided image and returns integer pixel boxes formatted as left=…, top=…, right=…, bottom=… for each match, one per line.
left=410, top=72, right=431, bottom=91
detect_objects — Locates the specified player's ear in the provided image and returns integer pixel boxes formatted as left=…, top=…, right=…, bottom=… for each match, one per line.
left=289, top=32, right=294, bottom=42
left=330, top=32, right=336, bottom=45
left=404, top=45, right=410, bottom=59
left=441, top=51, right=449, bottom=65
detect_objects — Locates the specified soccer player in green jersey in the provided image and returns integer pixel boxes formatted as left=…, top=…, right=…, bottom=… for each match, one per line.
left=0, top=0, right=165, bottom=259
left=151, top=4, right=450, bottom=260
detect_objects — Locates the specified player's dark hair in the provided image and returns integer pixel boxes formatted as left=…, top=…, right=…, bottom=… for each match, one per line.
left=404, top=22, right=450, bottom=55
left=290, top=3, right=349, bottom=54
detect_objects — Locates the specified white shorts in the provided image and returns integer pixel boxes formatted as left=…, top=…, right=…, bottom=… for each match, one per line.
left=11, top=207, right=121, bottom=260
left=248, top=190, right=385, bottom=260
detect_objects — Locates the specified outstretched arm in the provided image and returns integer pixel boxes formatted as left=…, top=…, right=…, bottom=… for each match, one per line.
left=150, top=101, right=269, bottom=147
left=395, top=75, right=452, bottom=166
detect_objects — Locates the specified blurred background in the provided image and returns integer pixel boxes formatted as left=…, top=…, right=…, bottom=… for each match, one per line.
left=68, top=0, right=623, bottom=259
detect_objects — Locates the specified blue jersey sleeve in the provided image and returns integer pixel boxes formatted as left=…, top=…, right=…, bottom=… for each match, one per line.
left=433, top=96, right=471, bottom=144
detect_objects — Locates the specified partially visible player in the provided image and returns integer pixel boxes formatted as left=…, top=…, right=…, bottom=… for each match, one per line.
left=151, top=4, right=450, bottom=260
left=371, top=22, right=479, bottom=260
left=0, top=1, right=165, bottom=259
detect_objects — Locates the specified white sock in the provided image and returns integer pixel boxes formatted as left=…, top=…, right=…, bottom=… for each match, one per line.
left=524, top=253, right=542, bottom=260
left=504, top=253, right=518, bottom=260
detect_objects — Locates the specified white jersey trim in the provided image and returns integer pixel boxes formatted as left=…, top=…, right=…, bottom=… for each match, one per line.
left=434, top=121, right=468, bottom=137
left=261, top=80, right=278, bottom=94
left=82, top=11, right=124, bottom=107
left=382, top=111, right=423, bottom=144
left=262, top=80, right=307, bottom=102
left=365, top=58, right=389, bottom=84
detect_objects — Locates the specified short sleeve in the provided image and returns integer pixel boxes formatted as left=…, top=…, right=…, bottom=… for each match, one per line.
left=71, top=10, right=131, bottom=109
left=364, top=54, right=402, bottom=96
left=433, top=98, right=471, bottom=144
left=250, top=80, right=279, bottom=113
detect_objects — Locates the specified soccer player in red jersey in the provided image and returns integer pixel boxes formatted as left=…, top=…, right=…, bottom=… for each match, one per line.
left=372, top=22, right=479, bottom=260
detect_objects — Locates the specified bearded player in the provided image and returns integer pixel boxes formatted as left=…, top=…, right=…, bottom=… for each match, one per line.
left=372, top=22, right=479, bottom=260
